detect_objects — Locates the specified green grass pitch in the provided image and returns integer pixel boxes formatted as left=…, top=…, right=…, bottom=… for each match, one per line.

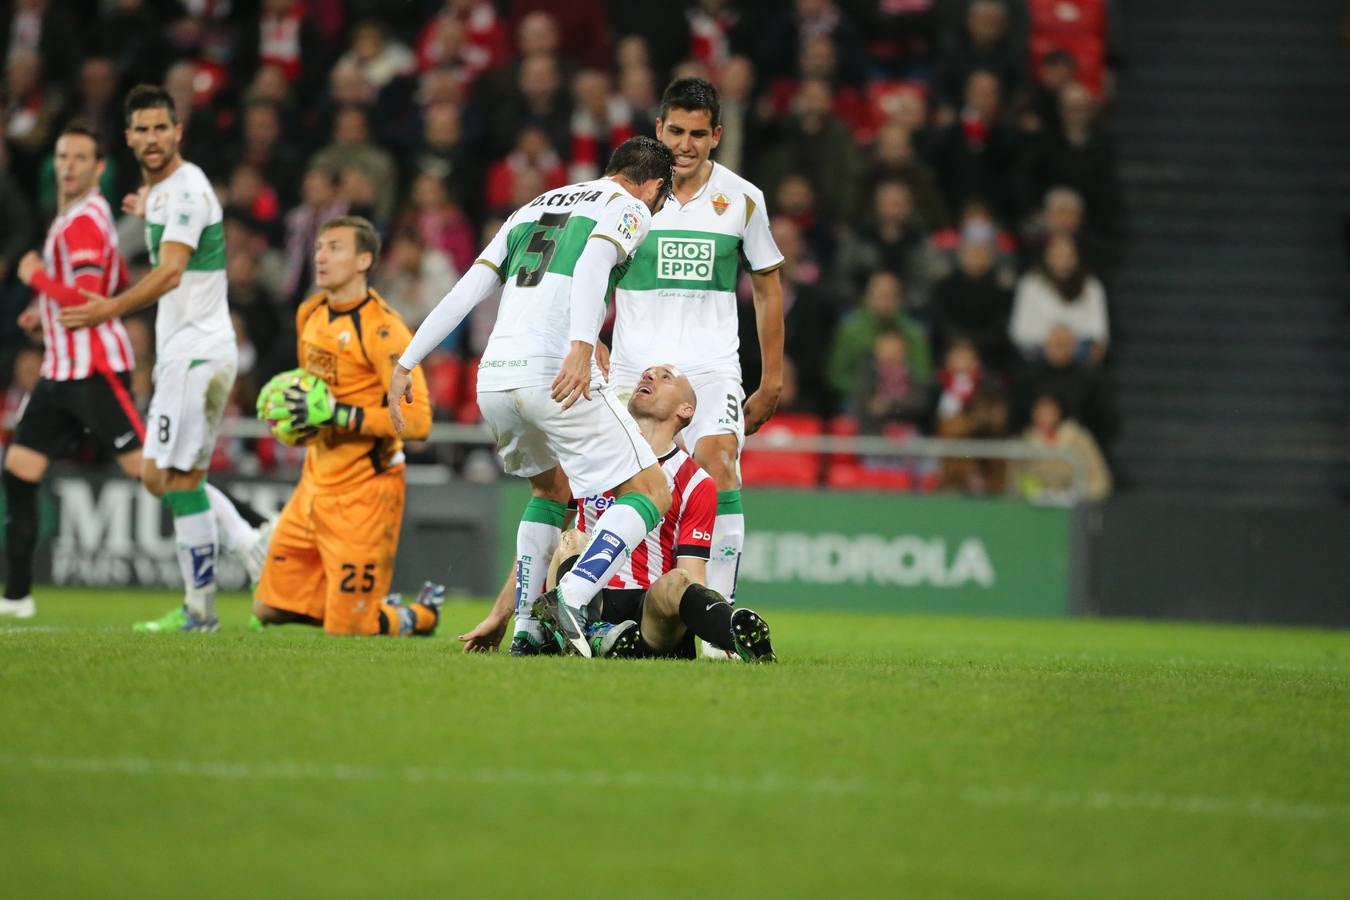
left=1, top=588, right=1346, bottom=899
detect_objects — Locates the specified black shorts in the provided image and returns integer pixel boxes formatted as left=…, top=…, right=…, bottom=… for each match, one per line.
left=599, top=587, right=697, bottom=660
left=11, top=373, right=144, bottom=461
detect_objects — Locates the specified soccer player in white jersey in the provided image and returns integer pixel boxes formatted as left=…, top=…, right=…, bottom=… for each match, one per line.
left=389, top=136, right=677, bottom=657
left=61, top=85, right=264, bottom=632
left=606, top=78, right=786, bottom=657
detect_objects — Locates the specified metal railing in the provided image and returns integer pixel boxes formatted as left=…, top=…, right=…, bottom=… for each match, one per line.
left=215, top=418, right=1091, bottom=498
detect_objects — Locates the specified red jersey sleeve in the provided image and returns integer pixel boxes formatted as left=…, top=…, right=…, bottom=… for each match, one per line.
left=675, top=477, right=716, bottom=559
left=29, top=214, right=108, bottom=307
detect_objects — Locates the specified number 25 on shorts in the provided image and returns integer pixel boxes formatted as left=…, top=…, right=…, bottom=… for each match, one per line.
left=339, top=562, right=376, bottom=594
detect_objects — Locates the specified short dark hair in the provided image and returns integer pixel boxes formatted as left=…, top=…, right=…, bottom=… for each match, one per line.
left=320, top=215, right=383, bottom=275
left=59, top=119, right=104, bottom=159
left=124, top=84, right=179, bottom=126
left=605, top=135, right=675, bottom=195
left=659, top=77, right=720, bottom=128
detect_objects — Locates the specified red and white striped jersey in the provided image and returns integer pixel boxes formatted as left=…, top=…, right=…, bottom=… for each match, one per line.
left=576, top=445, right=716, bottom=590
left=33, top=191, right=134, bottom=381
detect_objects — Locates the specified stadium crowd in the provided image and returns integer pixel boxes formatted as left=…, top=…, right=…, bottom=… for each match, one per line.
left=0, top=0, right=1123, bottom=500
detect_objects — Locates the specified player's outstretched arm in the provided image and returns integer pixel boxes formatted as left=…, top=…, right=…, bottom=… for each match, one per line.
left=552, top=235, right=626, bottom=409
left=459, top=568, right=517, bottom=653
left=59, top=241, right=190, bottom=329
left=390, top=259, right=505, bottom=431
left=744, top=266, right=786, bottom=435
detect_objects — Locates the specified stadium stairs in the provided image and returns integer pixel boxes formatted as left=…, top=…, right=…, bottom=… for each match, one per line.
left=1110, top=0, right=1350, bottom=506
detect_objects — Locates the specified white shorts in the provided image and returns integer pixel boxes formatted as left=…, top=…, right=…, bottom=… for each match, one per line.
left=612, top=369, right=745, bottom=456
left=478, top=383, right=658, bottom=499
left=146, top=357, right=236, bottom=472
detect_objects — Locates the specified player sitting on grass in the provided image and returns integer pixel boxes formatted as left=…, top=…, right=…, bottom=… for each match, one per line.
left=250, top=216, right=440, bottom=637
left=460, top=364, right=776, bottom=662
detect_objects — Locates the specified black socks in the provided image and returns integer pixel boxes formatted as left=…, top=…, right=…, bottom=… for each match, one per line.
left=677, top=581, right=735, bottom=651
left=3, top=471, right=39, bottom=600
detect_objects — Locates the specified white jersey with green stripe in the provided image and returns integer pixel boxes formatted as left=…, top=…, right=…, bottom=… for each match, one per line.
left=144, top=161, right=234, bottom=363
left=611, top=162, right=783, bottom=381
left=475, top=177, right=652, bottom=391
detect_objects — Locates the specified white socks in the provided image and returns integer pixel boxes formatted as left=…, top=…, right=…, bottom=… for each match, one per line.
left=707, top=490, right=745, bottom=603
left=164, top=486, right=218, bottom=621
left=516, top=498, right=567, bottom=640
left=204, top=483, right=255, bottom=554
left=557, top=494, right=661, bottom=614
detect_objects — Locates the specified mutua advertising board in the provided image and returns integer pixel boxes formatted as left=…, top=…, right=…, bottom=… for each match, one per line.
left=731, top=490, right=1070, bottom=616
left=42, top=474, right=293, bottom=589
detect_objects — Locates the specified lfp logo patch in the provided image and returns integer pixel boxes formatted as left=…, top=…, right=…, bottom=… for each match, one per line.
left=657, top=237, right=716, bottom=281
left=621, top=209, right=640, bottom=232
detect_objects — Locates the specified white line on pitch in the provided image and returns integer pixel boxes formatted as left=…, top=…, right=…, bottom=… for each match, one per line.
left=0, top=754, right=1341, bottom=823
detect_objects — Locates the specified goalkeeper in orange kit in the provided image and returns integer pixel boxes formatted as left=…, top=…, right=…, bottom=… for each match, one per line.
left=253, top=216, right=439, bottom=636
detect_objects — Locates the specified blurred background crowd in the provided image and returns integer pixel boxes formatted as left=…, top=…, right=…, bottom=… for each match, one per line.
left=0, top=0, right=1126, bottom=499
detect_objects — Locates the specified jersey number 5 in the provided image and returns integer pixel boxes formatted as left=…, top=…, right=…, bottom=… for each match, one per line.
left=515, top=213, right=571, bottom=288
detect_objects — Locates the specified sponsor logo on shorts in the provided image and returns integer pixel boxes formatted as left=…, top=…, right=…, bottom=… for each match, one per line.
left=113, top=431, right=136, bottom=449
left=657, top=237, right=715, bottom=281
left=480, top=358, right=528, bottom=368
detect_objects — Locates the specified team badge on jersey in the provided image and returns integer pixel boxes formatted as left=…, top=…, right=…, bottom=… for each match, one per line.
left=711, top=192, right=730, bottom=216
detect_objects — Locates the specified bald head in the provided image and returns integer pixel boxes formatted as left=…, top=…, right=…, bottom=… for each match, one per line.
left=628, top=365, right=697, bottom=430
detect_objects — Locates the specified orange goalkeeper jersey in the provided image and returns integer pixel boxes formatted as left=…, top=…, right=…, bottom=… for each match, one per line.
left=294, top=289, right=431, bottom=488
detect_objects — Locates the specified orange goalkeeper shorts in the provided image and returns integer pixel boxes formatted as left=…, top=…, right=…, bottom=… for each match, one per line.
left=255, top=469, right=404, bottom=636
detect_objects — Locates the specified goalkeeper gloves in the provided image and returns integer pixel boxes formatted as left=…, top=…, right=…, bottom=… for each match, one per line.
left=256, top=369, right=361, bottom=433
left=279, top=373, right=360, bottom=431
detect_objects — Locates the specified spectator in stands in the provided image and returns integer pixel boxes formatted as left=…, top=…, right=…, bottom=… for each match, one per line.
left=1020, top=184, right=1118, bottom=283
left=230, top=99, right=304, bottom=208
left=1011, top=323, right=1118, bottom=448
left=232, top=0, right=326, bottom=101
left=402, top=170, right=476, bottom=275
left=338, top=20, right=416, bottom=92
left=739, top=216, right=840, bottom=419
left=281, top=169, right=349, bottom=306
left=755, top=0, right=868, bottom=86
left=566, top=68, right=634, bottom=182
left=1018, top=48, right=1077, bottom=137
left=414, top=0, right=508, bottom=81
left=376, top=228, right=458, bottom=330
left=828, top=271, right=933, bottom=401
left=4, top=0, right=78, bottom=86
left=91, top=0, right=172, bottom=88
left=930, top=225, right=1016, bottom=374
left=1012, top=393, right=1112, bottom=502
left=713, top=55, right=755, bottom=174
left=1010, top=234, right=1109, bottom=364
left=1023, top=80, right=1123, bottom=241
left=486, top=51, right=571, bottom=158
left=411, top=102, right=479, bottom=220
left=757, top=77, right=864, bottom=223
left=618, top=63, right=659, bottom=124
left=512, top=0, right=612, bottom=70
left=773, top=173, right=836, bottom=273
left=485, top=125, right=566, bottom=213
left=4, top=49, right=63, bottom=188
left=308, top=105, right=399, bottom=221
left=870, top=121, right=949, bottom=230
left=0, top=133, right=34, bottom=316
left=932, top=68, right=1020, bottom=221
left=63, top=57, right=123, bottom=155
left=853, top=325, right=932, bottom=435
left=835, top=179, right=940, bottom=312
left=225, top=165, right=282, bottom=242
left=938, top=372, right=1011, bottom=496
left=937, top=0, right=1024, bottom=109
left=227, top=248, right=282, bottom=383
